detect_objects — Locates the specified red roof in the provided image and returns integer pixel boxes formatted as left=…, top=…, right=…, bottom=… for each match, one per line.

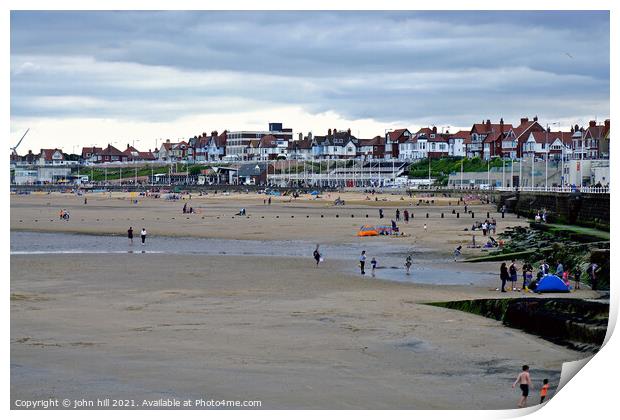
left=359, top=136, right=384, bottom=146
left=137, top=151, right=156, bottom=160
left=258, top=134, right=278, bottom=148
left=161, top=141, right=175, bottom=151
left=450, top=130, right=471, bottom=140
left=584, top=124, right=607, bottom=140
left=290, top=138, right=312, bottom=150
left=39, top=148, right=63, bottom=161
left=512, top=120, right=544, bottom=139
left=483, top=130, right=504, bottom=143
left=101, top=144, right=125, bottom=156
left=123, top=145, right=140, bottom=155
left=388, top=128, right=409, bottom=142
left=528, top=131, right=573, bottom=146
left=214, top=131, right=227, bottom=147
left=471, top=123, right=513, bottom=135
left=172, top=141, right=188, bottom=150
left=81, top=146, right=102, bottom=157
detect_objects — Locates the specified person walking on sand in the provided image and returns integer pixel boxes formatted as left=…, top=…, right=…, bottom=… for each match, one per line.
left=359, top=251, right=367, bottom=275
left=500, top=262, right=509, bottom=292
left=403, top=209, right=409, bottom=224
left=405, top=255, right=412, bottom=275
left=379, top=209, right=384, bottom=219
left=540, top=379, right=549, bottom=404
left=423, top=223, right=427, bottom=232
left=512, top=365, right=533, bottom=408
left=140, top=228, right=147, bottom=246
left=313, top=245, right=322, bottom=266
left=371, top=257, right=377, bottom=276
left=395, top=209, right=400, bottom=221
left=268, top=196, right=272, bottom=205
left=453, top=245, right=462, bottom=262
left=127, top=226, right=134, bottom=245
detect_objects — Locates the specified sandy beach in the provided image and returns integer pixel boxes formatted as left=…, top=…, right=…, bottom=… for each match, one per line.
left=11, top=191, right=519, bottom=252
left=10, top=192, right=598, bottom=409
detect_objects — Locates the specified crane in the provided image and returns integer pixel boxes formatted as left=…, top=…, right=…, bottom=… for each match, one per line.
left=11, top=128, right=30, bottom=155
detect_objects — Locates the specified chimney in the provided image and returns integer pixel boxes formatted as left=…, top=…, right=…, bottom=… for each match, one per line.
left=605, top=119, right=610, bottom=130
left=328, top=128, right=332, bottom=136
left=485, top=120, right=491, bottom=130
left=298, top=133, right=302, bottom=141
left=589, top=120, right=596, bottom=128
left=166, top=139, right=170, bottom=143
left=347, top=128, right=351, bottom=135
left=500, top=118, right=504, bottom=132
left=547, top=127, right=551, bottom=133
left=520, top=117, right=528, bottom=125
left=533, top=115, right=538, bottom=122
left=432, top=126, right=437, bottom=134
left=571, top=126, right=574, bottom=134
left=127, top=143, right=130, bottom=149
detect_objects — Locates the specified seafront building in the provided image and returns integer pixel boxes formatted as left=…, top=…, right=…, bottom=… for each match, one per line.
left=10, top=117, right=610, bottom=188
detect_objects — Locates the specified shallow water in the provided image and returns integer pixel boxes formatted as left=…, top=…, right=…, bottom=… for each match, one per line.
left=11, top=231, right=495, bottom=286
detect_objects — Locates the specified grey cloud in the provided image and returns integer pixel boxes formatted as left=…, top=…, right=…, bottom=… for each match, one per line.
left=10, top=11, right=610, bottom=127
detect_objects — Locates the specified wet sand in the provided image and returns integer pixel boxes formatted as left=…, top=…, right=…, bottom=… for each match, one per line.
left=11, top=254, right=591, bottom=409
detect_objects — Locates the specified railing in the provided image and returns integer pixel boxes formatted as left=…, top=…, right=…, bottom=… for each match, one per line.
left=492, top=186, right=610, bottom=194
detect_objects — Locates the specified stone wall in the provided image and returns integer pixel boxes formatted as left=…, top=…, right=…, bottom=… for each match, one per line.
left=499, top=192, right=609, bottom=228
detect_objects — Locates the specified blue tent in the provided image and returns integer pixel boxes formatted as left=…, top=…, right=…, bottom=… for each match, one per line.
left=536, top=274, right=570, bottom=293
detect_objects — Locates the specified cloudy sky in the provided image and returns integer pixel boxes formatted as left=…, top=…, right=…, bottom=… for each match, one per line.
left=10, top=10, right=610, bottom=153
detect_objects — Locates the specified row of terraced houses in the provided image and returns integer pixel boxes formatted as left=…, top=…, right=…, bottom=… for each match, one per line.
left=11, top=117, right=610, bottom=166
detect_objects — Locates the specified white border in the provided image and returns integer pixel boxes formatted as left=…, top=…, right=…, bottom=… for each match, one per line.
left=4, top=1, right=616, bottom=419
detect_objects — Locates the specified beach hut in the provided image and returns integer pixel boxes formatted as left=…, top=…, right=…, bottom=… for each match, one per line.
left=535, top=274, right=571, bottom=293
left=357, top=225, right=378, bottom=237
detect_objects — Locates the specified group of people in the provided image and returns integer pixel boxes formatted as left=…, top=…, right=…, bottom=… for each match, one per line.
left=182, top=203, right=195, bottom=214
left=127, top=226, right=148, bottom=246
left=499, top=259, right=593, bottom=292
left=58, top=209, right=70, bottom=220
left=534, top=210, right=548, bottom=223
left=358, top=251, right=413, bottom=276
left=393, top=208, right=411, bottom=223
left=378, top=208, right=412, bottom=224
left=471, top=218, right=496, bottom=236
left=312, top=247, right=414, bottom=277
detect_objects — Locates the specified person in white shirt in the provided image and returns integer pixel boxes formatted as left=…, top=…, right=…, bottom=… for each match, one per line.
left=140, top=228, right=147, bottom=246
left=359, top=251, right=366, bottom=275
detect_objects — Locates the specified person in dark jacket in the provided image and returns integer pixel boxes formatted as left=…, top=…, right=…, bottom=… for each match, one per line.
left=500, top=262, right=509, bottom=292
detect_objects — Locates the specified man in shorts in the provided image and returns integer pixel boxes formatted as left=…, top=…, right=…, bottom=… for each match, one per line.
left=512, top=365, right=533, bottom=408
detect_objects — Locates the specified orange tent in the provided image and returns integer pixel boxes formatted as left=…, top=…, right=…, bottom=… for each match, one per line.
left=357, top=224, right=378, bottom=237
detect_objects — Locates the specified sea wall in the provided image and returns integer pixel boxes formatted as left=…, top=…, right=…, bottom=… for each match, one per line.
left=499, top=192, right=609, bottom=228
left=428, top=298, right=608, bottom=352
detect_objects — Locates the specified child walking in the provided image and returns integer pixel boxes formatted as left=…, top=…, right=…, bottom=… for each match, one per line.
left=540, top=379, right=549, bottom=404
